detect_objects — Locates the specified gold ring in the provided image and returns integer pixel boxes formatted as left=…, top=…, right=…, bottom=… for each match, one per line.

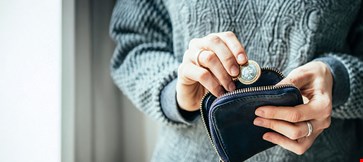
left=195, top=49, right=204, bottom=66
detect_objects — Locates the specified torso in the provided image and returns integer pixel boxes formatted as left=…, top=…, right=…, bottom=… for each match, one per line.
left=163, top=0, right=360, bottom=74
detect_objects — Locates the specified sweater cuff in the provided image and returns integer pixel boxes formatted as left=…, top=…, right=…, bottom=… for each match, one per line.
left=160, top=79, right=200, bottom=124
left=314, top=56, right=350, bottom=107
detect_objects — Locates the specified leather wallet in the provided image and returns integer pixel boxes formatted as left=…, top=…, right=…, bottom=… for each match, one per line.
left=200, top=66, right=303, bottom=162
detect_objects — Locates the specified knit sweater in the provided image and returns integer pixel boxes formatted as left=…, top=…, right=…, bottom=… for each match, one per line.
left=110, top=0, right=363, bottom=161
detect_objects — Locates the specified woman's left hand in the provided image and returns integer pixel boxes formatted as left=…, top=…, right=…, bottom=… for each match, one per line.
left=253, top=61, right=333, bottom=155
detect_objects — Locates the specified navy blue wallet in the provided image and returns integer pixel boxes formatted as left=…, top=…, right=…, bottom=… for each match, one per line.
left=200, top=67, right=303, bottom=162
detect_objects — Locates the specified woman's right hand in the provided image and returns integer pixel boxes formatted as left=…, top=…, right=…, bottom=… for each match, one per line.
left=176, top=32, right=248, bottom=111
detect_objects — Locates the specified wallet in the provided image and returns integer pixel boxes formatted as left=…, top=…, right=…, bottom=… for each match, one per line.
left=200, top=65, right=303, bottom=162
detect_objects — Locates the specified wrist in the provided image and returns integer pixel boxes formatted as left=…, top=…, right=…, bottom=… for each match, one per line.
left=160, top=79, right=200, bottom=124
left=313, top=56, right=350, bottom=107
left=176, top=80, right=203, bottom=111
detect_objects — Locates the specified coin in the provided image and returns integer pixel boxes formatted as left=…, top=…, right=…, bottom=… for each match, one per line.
left=238, top=60, right=261, bottom=85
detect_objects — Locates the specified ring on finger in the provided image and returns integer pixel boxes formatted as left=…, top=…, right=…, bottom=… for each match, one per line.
left=195, top=49, right=205, bottom=66
left=305, top=121, right=313, bottom=137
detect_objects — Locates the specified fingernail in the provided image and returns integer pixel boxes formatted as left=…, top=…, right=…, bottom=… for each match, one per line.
left=254, top=118, right=263, bottom=126
left=228, top=82, right=236, bottom=91
left=237, top=54, right=245, bottom=64
left=255, top=109, right=264, bottom=116
left=231, top=65, right=239, bottom=76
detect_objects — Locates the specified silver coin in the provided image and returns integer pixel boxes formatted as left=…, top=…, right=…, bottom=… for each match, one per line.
left=238, top=60, right=261, bottom=85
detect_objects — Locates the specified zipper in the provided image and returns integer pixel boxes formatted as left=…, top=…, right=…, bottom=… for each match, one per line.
left=261, top=67, right=285, bottom=78
left=214, top=84, right=298, bottom=106
left=199, top=67, right=292, bottom=162
left=200, top=92, right=224, bottom=162
left=200, top=84, right=297, bottom=162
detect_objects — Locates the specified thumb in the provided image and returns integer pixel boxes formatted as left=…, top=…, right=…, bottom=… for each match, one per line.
left=277, top=70, right=311, bottom=104
left=276, top=69, right=311, bottom=89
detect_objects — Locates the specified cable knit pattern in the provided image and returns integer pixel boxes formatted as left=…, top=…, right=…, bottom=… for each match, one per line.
left=110, top=0, right=180, bottom=125
left=110, top=0, right=363, bottom=161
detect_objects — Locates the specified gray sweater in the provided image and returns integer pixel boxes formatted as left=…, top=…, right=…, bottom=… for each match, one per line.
left=110, top=0, right=363, bottom=161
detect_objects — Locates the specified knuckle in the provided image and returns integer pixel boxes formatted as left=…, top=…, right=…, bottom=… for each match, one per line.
left=203, top=52, right=216, bottom=64
left=265, top=110, right=276, bottom=119
left=199, top=70, right=211, bottom=81
left=210, top=84, right=221, bottom=94
left=289, top=111, right=302, bottom=122
left=222, top=55, right=236, bottom=63
left=219, top=77, right=232, bottom=88
left=295, top=147, right=307, bottom=155
left=265, top=120, right=273, bottom=129
left=290, top=129, right=304, bottom=140
left=207, top=35, right=222, bottom=44
left=223, top=31, right=236, bottom=38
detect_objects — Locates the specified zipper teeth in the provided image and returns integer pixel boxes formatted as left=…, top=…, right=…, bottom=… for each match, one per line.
left=199, top=68, right=286, bottom=162
left=220, top=67, right=288, bottom=100
left=218, top=84, right=296, bottom=99
left=199, top=93, right=224, bottom=162
left=199, top=84, right=296, bottom=162
left=261, top=67, right=285, bottom=78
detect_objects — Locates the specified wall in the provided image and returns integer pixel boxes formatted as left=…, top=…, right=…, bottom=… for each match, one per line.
left=0, top=0, right=61, bottom=162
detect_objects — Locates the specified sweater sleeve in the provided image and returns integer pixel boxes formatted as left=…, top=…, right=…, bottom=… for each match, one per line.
left=109, top=0, right=193, bottom=126
left=314, top=8, right=363, bottom=119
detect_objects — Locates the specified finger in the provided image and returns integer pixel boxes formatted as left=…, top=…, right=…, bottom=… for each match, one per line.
left=211, top=32, right=247, bottom=65
left=197, top=50, right=235, bottom=91
left=262, top=131, right=319, bottom=155
left=257, top=95, right=332, bottom=124
left=190, top=36, right=239, bottom=77
left=179, top=62, right=224, bottom=97
left=276, top=68, right=313, bottom=88
left=255, top=104, right=318, bottom=123
left=254, top=117, right=311, bottom=140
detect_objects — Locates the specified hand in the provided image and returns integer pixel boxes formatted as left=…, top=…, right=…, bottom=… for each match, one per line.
left=177, top=32, right=248, bottom=111
left=253, top=61, right=333, bottom=155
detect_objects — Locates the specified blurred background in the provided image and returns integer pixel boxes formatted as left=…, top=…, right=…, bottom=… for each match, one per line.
left=0, top=0, right=158, bottom=162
